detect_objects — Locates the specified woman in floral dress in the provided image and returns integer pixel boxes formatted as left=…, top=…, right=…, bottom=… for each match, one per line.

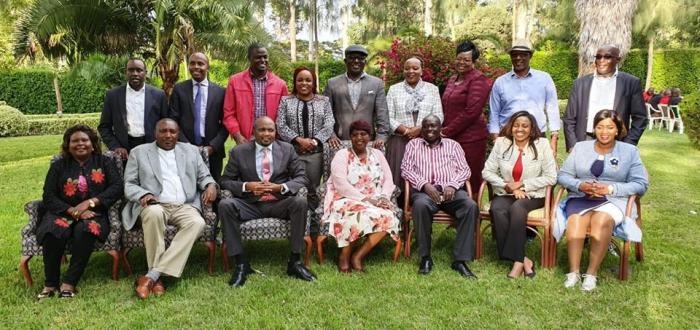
left=36, top=125, right=123, bottom=299
left=322, top=120, right=400, bottom=273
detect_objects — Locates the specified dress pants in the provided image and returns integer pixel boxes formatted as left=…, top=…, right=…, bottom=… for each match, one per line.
left=208, top=153, right=224, bottom=183
left=411, top=189, right=478, bottom=261
left=218, top=196, right=307, bottom=256
left=298, top=152, right=322, bottom=234
left=139, top=203, right=205, bottom=277
left=489, top=195, right=544, bottom=262
left=42, top=221, right=97, bottom=287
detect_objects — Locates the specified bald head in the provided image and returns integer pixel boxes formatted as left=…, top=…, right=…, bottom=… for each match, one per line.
left=422, top=114, right=442, bottom=127
left=253, top=116, right=276, bottom=146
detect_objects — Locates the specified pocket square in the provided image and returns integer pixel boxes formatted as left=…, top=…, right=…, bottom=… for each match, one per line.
left=368, top=90, right=375, bottom=94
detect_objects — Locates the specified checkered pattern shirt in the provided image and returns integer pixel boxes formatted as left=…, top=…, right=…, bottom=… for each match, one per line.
left=386, top=80, right=443, bottom=131
left=252, top=73, right=268, bottom=119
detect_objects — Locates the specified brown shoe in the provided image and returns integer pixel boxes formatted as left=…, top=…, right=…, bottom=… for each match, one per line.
left=134, top=276, right=154, bottom=299
left=151, top=280, right=165, bottom=297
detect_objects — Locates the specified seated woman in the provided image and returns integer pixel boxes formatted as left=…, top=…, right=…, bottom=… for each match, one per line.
left=556, top=110, right=648, bottom=291
left=36, top=125, right=123, bottom=299
left=321, top=120, right=400, bottom=273
left=482, top=111, right=557, bottom=279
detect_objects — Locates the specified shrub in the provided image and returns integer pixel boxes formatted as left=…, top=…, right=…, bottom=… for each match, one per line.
left=25, top=113, right=101, bottom=136
left=682, top=92, right=700, bottom=149
left=0, top=102, right=29, bottom=137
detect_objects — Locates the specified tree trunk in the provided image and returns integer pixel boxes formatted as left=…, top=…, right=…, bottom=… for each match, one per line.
left=290, top=0, right=297, bottom=62
left=424, top=0, right=433, bottom=36
left=159, top=60, right=179, bottom=97
left=512, top=0, right=534, bottom=42
left=53, top=76, right=63, bottom=116
left=312, top=0, right=320, bottom=88
left=341, top=1, right=351, bottom=51
left=644, top=35, right=654, bottom=90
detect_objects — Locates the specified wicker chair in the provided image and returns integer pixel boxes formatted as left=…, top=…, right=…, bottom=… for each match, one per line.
left=20, top=151, right=123, bottom=286
left=120, top=147, right=218, bottom=275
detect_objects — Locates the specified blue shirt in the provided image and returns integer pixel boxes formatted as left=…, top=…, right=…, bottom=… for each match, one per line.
left=488, top=68, right=560, bottom=134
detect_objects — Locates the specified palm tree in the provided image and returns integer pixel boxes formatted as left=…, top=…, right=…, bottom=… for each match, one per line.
left=633, top=0, right=679, bottom=90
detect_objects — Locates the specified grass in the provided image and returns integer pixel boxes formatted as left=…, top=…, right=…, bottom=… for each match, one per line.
left=1, top=130, right=699, bottom=328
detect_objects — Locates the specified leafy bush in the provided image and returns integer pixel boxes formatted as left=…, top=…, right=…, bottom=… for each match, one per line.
left=25, top=113, right=100, bottom=136
left=682, top=92, right=700, bottom=149
left=0, top=102, right=29, bottom=137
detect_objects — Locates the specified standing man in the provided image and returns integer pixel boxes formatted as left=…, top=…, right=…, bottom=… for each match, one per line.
left=223, top=43, right=289, bottom=145
left=123, top=119, right=218, bottom=299
left=170, top=52, right=228, bottom=181
left=99, top=58, right=168, bottom=161
left=324, top=45, right=390, bottom=149
left=563, top=45, right=647, bottom=151
left=489, top=39, right=560, bottom=155
left=401, top=115, right=479, bottom=279
left=218, top=117, right=315, bottom=287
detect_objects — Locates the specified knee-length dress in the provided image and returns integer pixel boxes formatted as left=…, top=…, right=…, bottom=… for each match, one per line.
left=321, top=148, right=400, bottom=247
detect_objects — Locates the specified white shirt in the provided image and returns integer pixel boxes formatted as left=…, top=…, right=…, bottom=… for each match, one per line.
left=192, top=78, right=209, bottom=138
left=586, top=69, right=618, bottom=132
left=157, top=147, right=186, bottom=204
left=126, top=84, right=146, bottom=137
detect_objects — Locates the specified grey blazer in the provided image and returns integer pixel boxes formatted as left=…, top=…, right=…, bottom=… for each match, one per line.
left=122, top=142, right=216, bottom=230
left=563, top=71, right=648, bottom=151
left=323, top=73, right=390, bottom=141
left=220, top=140, right=308, bottom=203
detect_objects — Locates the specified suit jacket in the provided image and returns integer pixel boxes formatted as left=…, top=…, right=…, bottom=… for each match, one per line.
left=323, top=73, right=390, bottom=141
left=169, top=79, right=228, bottom=158
left=220, top=140, right=307, bottom=203
left=563, top=72, right=648, bottom=150
left=121, top=142, right=216, bottom=230
left=98, top=84, right=168, bottom=151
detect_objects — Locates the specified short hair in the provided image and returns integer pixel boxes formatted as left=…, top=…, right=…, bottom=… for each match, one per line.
left=349, top=120, right=372, bottom=135
left=406, top=55, right=424, bottom=68
left=127, top=57, right=145, bottom=68
left=498, top=111, right=542, bottom=160
left=61, top=125, right=101, bottom=159
left=422, top=114, right=442, bottom=126
left=456, top=40, right=480, bottom=61
left=247, top=42, right=266, bottom=59
left=592, top=110, right=627, bottom=140
left=292, top=66, right=317, bottom=95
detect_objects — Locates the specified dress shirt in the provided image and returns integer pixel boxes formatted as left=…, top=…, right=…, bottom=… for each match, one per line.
left=586, top=69, right=617, bottom=132
left=346, top=72, right=367, bottom=109
left=157, top=147, right=186, bottom=204
left=488, top=68, right=560, bottom=134
left=242, top=142, right=288, bottom=194
left=401, top=137, right=471, bottom=191
left=125, top=84, right=146, bottom=137
left=387, top=80, right=443, bottom=131
left=192, top=78, right=209, bottom=138
left=252, top=73, right=268, bottom=119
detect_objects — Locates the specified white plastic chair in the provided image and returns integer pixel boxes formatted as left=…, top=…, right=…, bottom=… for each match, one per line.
left=658, top=104, right=675, bottom=132
left=670, top=105, right=684, bottom=134
left=646, top=103, right=663, bottom=130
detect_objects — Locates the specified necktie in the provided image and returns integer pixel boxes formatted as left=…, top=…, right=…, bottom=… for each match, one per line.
left=260, top=148, right=276, bottom=201
left=512, top=149, right=523, bottom=182
left=193, top=83, right=202, bottom=145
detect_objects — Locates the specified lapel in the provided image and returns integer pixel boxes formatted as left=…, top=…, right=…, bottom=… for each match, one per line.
left=117, top=86, right=128, bottom=129
left=174, top=144, right=188, bottom=184
left=613, top=74, right=625, bottom=110
left=357, top=76, right=371, bottom=111
left=271, top=141, right=284, bottom=178
left=185, top=80, right=195, bottom=116
left=245, top=143, right=260, bottom=180
left=143, top=86, right=153, bottom=138
left=580, top=75, right=594, bottom=124
left=204, top=82, right=215, bottom=130
left=146, top=143, right=163, bottom=186
left=341, top=76, right=353, bottom=110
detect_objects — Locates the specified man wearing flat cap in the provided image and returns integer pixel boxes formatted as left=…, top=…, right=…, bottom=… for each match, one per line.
left=323, top=45, right=390, bottom=151
left=488, top=39, right=560, bottom=155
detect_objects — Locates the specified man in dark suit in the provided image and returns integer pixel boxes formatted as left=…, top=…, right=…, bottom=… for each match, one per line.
left=169, top=52, right=228, bottom=182
left=98, top=58, right=168, bottom=161
left=218, top=116, right=315, bottom=287
left=563, top=45, right=648, bottom=151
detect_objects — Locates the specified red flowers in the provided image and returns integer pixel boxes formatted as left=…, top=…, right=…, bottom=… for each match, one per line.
left=90, top=168, right=105, bottom=184
left=87, top=221, right=101, bottom=236
left=333, top=223, right=343, bottom=236
left=63, top=180, right=77, bottom=197
left=54, top=218, right=70, bottom=228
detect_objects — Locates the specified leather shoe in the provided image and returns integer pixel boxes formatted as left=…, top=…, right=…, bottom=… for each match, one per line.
left=451, top=261, right=477, bottom=279
left=151, top=280, right=165, bottom=296
left=134, top=276, right=154, bottom=299
left=418, top=257, right=433, bottom=275
left=229, top=263, right=254, bottom=287
left=286, top=261, right=316, bottom=281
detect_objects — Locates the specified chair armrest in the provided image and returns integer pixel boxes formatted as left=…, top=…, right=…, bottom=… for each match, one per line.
left=465, top=181, right=473, bottom=200
left=625, top=195, right=638, bottom=218
left=22, top=200, right=43, bottom=237
left=403, top=181, right=412, bottom=217
left=477, top=181, right=488, bottom=211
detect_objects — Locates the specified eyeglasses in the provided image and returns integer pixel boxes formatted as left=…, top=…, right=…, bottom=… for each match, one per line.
left=594, top=54, right=617, bottom=60
left=347, top=57, right=366, bottom=63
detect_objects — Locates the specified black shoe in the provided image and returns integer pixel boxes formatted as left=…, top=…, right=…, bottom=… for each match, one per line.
left=525, top=264, right=536, bottom=279
left=228, top=263, right=253, bottom=287
left=418, top=257, right=433, bottom=275
left=451, top=261, right=477, bottom=279
left=286, top=261, right=316, bottom=281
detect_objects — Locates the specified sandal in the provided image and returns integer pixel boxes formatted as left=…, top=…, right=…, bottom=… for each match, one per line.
left=37, top=288, right=56, bottom=300
left=59, top=289, right=77, bottom=298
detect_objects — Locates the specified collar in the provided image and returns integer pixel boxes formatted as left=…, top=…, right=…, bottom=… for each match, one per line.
left=250, top=70, right=268, bottom=81
left=193, top=77, right=209, bottom=87
left=126, top=84, right=145, bottom=93
left=255, top=141, right=273, bottom=153
left=403, top=79, right=423, bottom=90
left=418, top=137, right=443, bottom=147
left=346, top=72, right=367, bottom=82
left=593, top=68, right=619, bottom=79
left=509, top=68, right=532, bottom=79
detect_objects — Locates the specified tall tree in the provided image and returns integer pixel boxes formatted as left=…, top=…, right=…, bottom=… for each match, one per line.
left=512, top=0, right=538, bottom=42
left=633, top=0, right=679, bottom=89
left=423, top=0, right=433, bottom=36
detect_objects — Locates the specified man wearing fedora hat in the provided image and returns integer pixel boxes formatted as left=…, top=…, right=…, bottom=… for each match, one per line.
left=488, top=39, right=560, bottom=155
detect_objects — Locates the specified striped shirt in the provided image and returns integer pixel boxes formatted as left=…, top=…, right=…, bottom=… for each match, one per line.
left=252, top=73, right=268, bottom=119
left=401, top=137, right=471, bottom=191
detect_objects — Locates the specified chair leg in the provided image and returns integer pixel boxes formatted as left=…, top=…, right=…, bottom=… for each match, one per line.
left=304, top=236, right=313, bottom=266
left=121, top=248, right=133, bottom=277
left=635, top=242, right=644, bottom=262
left=404, top=228, right=413, bottom=258
left=619, top=241, right=630, bottom=281
left=316, top=235, right=327, bottom=265
left=107, top=250, right=120, bottom=281
left=475, top=218, right=483, bottom=260
left=19, top=255, right=34, bottom=286
left=542, top=228, right=553, bottom=268
left=204, top=241, right=216, bottom=275
left=221, top=243, right=230, bottom=273
left=393, top=238, right=402, bottom=262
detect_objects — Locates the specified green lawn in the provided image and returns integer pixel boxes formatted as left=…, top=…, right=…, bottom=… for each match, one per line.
left=1, top=130, right=699, bottom=328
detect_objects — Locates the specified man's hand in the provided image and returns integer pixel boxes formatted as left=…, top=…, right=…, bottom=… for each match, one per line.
left=422, top=183, right=442, bottom=204
left=205, top=146, right=215, bottom=156
left=328, top=136, right=341, bottom=150
left=202, top=184, right=218, bottom=205
left=443, top=186, right=456, bottom=202
left=139, top=194, right=158, bottom=208
left=372, top=139, right=385, bottom=149
left=233, top=133, right=248, bottom=145
left=114, top=147, right=128, bottom=160
left=246, top=182, right=265, bottom=196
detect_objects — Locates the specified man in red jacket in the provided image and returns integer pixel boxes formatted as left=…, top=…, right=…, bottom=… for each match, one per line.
left=223, top=43, right=289, bottom=144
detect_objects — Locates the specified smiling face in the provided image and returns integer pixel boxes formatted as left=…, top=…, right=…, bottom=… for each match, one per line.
left=188, top=52, right=209, bottom=82
left=510, top=51, right=531, bottom=74
left=294, top=69, right=314, bottom=97
left=253, top=117, right=276, bottom=147
left=403, top=58, right=423, bottom=86
left=249, top=47, right=269, bottom=77
left=511, top=116, right=532, bottom=144
left=594, top=117, right=618, bottom=145
left=155, top=120, right=179, bottom=150
left=455, top=51, right=474, bottom=75
left=126, top=59, right=146, bottom=90
left=421, top=117, right=442, bottom=145
left=345, top=53, right=367, bottom=77
left=594, top=46, right=620, bottom=77
left=68, top=131, right=94, bottom=160
left=350, top=129, right=370, bottom=151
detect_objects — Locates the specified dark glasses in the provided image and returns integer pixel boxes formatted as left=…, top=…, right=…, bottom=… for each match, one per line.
left=594, top=54, right=617, bottom=60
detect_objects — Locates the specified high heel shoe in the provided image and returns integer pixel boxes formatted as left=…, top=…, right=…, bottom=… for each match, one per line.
left=524, top=264, right=536, bottom=279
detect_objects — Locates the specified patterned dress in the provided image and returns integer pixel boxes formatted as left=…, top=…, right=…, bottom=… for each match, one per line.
left=322, top=148, right=400, bottom=247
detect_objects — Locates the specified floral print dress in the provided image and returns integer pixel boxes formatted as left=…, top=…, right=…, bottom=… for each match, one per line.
left=322, top=148, right=400, bottom=247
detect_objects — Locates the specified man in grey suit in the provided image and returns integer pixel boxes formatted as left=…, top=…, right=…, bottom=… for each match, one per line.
left=563, top=45, right=648, bottom=151
left=218, top=116, right=315, bottom=287
left=123, top=118, right=218, bottom=299
left=323, top=45, right=390, bottom=149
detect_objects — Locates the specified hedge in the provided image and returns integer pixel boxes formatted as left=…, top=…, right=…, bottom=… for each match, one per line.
left=0, top=102, right=29, bottom=137
left=25, top=113, right=101, bottom=136
left=683, top=92, right=700, bottom=149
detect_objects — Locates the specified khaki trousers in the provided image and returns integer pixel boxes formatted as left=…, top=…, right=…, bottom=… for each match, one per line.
left=139, top=203, right=205, bottom=277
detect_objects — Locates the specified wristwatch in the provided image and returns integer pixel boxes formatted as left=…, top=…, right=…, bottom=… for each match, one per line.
left=607, top=185, right=614, bottom=195
left=89, top=198, right=96, bottom=208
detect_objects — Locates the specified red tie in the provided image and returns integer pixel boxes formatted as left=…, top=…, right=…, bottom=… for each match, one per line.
left=512, top=149, right=523, bottom=182
left=260, top=148, right=276, bottom=201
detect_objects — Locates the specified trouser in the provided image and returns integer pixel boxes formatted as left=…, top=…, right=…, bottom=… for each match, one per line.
left=208, top=153, right=224, bottom=183
left=219, top=196, right=307, bottom=257
left=411, top=189, right=478, bottom=261
left=490, top=195, right=545, bottom=262
left=42, top=221, right=97, bottom=287
left=298, top=152, right=322, bottom=234
left=139, top=203, right=205, bottom=277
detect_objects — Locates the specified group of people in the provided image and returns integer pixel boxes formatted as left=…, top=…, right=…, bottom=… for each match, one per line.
left=643, top=87, right=683, bottom=110
left=36, top=38, right=650, bottom=300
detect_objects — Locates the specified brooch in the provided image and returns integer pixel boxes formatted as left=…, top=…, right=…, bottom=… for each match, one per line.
left=609, top=157, right=619, bottom=170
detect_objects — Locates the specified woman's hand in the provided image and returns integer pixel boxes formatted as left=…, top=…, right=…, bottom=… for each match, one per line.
left=79, top=210, right=97, bottom=220
left=295, top=137, right=316, bottom=153
left=579, top=181, right=598, bottom=196
left=504, top=181, right=523, bottom=193
left=376, top=197, right=393, bottom=209
left=513, top=189, right=529, bottom=199
left=70, top=200, right=92, bottom=218
left=405, top=127, right=422, bottom=139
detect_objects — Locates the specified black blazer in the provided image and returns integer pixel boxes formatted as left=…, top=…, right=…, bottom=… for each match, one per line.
left=98, top=84, right=168, bottom=151
left=220, top=140, right=308, bottom=203
left=563, top=72, right=648, bottom=151
left=169, top=80, right=228, bottom=158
